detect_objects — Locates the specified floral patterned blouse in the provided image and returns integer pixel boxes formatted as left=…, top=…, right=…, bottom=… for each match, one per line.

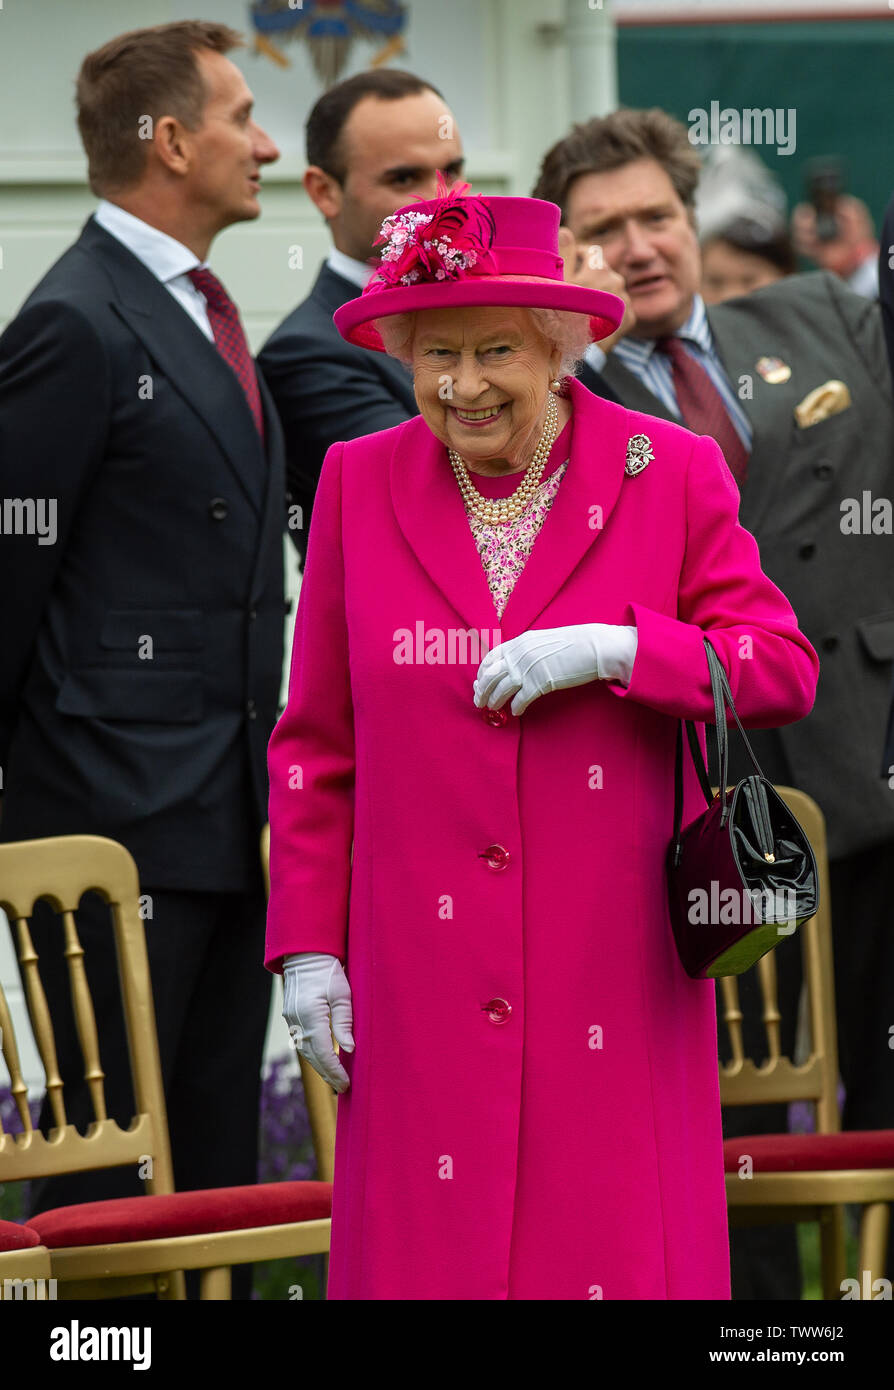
left=455, top=417, right=573, bottom=620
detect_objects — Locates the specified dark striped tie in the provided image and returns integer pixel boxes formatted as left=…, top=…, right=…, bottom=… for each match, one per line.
left=656, top=336, right=748, bottom=486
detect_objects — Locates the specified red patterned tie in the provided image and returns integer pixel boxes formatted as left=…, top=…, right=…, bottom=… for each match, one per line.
left=656, top=336, right=748, bottom=485
left=187, top=267, right=265, bottom=440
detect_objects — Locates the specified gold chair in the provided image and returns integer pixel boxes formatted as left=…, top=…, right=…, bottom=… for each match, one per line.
left=0, top=1226, right=54, bottom=1299
left=719, top=787, right=894, bottom=1299
left=0, top=961, right=54, bottom=1299
left=260, top=825, right=336, bottom=1184
left=0, top=834, right=331, bottom=1299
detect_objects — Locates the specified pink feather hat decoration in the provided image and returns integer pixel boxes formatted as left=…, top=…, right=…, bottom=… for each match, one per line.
left=333, top=180, right=624, bottom=353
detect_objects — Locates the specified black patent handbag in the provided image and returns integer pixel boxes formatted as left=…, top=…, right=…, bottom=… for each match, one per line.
left=666, top=636, right=819, bottom=979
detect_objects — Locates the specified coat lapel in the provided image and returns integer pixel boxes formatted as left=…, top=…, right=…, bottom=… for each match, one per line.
left=82, top=220, right=266, bottom=516
left=707, top=299, right=798, bottom=534
left=600, top=354, right=677, bottom=423
left=390, top=377, right=630, bottom=640
left=248, top=373, right=287, bottom=604
left=576, top=310, right=795, bottom=536
left=390, top=414, right=496, bottom=634
left=577, top=357, right=622, bottom=404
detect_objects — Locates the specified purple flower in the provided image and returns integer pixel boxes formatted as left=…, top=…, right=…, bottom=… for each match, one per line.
left=257, top=1058, right=317, bottom=1186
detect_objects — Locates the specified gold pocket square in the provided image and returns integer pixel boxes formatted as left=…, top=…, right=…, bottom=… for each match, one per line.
left=794, top=380, right=852, bottom=429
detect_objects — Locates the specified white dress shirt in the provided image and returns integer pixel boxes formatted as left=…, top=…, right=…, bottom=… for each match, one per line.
left=326, top=247, right=374, bottom=291
left=93, top=199, right=214, bottom=341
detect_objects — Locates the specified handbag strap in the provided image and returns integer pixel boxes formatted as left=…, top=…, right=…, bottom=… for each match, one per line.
left=702, top=639, right=766, bottom=782
left=671, top=636, right=768, bottom=862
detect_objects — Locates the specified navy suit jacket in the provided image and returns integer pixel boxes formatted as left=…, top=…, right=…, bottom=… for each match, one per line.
left=877, top=196, right=894, bottom=774
left=258, top=263, right=417, bottom=555
left=0, top=218, right=288, bottom=891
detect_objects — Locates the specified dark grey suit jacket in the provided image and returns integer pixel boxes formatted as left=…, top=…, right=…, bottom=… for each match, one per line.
left=878, top=197, right=894, bottom=773
left=580, top=271, right=894, bottom=860
left=258, top=263, right=417, bottom=553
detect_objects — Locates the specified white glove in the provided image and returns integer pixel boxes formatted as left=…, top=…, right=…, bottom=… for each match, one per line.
left=473, top=623, right=638, bottom=717
left=282, top=951, right=354, bottom=1093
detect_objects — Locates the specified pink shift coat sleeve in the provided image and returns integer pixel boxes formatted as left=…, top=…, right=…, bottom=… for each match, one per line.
left=267, top=441, right=354, bottom=969
left=611, top=433, right=819, bottom=724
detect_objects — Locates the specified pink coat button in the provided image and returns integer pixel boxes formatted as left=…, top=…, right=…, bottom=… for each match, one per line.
left=483, top=997, right=512, bottom=1024
left=483, top=707, right=508, bottom=727
left=479, top=844, right=510, bottom=870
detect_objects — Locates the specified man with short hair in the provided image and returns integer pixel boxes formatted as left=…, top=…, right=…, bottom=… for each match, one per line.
left=0, top=22, right=284, bottom=1297
left=258, top=69, right=464, bottom=552
left=534, top=107, right=894, bottom=1298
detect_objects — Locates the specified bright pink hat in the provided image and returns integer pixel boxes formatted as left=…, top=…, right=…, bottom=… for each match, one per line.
left=333, top=186, right=624, bottom=353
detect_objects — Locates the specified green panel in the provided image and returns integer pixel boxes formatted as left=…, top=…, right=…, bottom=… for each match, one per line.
left=618, top=21, right=894, bottom=231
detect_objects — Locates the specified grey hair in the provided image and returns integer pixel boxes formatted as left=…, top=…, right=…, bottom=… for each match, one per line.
left=374, top=306, right=593, bottom=378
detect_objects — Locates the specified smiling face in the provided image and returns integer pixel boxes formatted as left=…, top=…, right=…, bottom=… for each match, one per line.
left=410, top=306, right=561, bottom=473
left=186, top=48, right=279, bottom=233
left=564, top=157, right=701, bottom=339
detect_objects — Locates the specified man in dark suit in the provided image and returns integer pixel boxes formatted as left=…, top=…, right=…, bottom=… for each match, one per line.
left=878, top=195, right=894, bottom=774
left=258, top=69, right=464, bottom=555
left=879, top=195, right=894, bottom=402
left=535, top=108, right=894, bottom=1297
left=0, top=21, right=284, bottom=1298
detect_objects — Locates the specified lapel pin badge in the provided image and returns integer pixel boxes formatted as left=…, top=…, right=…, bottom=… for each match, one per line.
left=625, top=433, right=654, bottom=476
left=755, top=355, right=792, bottom=384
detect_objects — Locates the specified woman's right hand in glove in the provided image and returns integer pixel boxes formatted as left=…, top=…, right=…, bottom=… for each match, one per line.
left=282, top=951, right=354, bottom=1093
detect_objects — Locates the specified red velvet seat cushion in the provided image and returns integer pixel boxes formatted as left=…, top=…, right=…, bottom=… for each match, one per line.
left=28, top=1180, right=332, bottom=1250
left=0, top=1219, right=42, bottom=1251
left=724, top=1130, right=894, bottom=1173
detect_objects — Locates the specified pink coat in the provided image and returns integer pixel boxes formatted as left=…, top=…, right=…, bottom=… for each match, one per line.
left=265, top=376, right=818, bottom=1300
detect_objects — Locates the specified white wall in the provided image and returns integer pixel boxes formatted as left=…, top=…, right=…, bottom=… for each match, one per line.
left=0, top=0, right=615, bottom=1095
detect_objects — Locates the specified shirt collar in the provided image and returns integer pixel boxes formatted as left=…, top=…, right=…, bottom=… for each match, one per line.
left=614, top=293, right=713, bottom=367
left=93, top=199, right=203, bottom=283
left=676, top=294, right=712, bottom=353
left=327, top=247, right=374, bottom=290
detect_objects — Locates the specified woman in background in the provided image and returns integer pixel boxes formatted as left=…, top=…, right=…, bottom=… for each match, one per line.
left=701, top=215, right=797, bottom=304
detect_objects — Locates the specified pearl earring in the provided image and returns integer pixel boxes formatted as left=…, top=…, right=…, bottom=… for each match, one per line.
left=550, top=379, right=562, bottom=392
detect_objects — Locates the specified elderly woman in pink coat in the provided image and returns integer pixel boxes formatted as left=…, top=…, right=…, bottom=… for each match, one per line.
left=264, top=185, right=818, bottom=1301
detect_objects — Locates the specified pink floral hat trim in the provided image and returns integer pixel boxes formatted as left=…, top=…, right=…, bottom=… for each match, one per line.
left=333, top=179, right=624, bottom=353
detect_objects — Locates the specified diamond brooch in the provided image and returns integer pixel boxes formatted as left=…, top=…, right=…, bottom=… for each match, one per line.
left=625, top=434, right=654, bottom=477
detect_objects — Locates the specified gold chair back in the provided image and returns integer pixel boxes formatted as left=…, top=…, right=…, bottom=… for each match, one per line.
left=717, top=787, right=840, bottom=1133
left=0, top=836, right=175, bottom=1193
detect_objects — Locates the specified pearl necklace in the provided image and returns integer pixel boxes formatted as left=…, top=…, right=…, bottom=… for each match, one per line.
left=448, top=390, right=559, bottom=526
